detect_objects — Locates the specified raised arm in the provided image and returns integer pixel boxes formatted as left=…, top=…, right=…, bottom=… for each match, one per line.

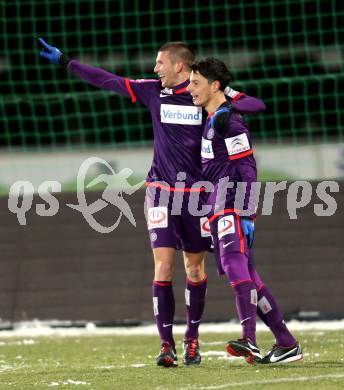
left=38, top=37, right=157, bottom=104
left=67, top=60, right=131, bottom=96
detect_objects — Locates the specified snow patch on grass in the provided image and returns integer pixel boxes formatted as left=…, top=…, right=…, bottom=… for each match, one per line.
left=0, top=319, right=343, bottom=338
left=47, top=379, right=90, bottom=386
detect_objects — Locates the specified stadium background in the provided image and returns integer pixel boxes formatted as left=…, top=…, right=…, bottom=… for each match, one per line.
left=0, top=0, right=343, bottom=326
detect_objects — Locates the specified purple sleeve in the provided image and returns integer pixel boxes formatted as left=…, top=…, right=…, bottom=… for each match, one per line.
left=229, top=114, right=257, bottom=218
left=232, top=94, right=266, bottom=114
left=67, top=60, right=159, bottom=106
left=68, top=60, right=131, bottom=97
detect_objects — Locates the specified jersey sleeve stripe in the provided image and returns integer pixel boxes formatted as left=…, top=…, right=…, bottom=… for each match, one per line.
left=124, top=78, right=137, bottom=103
left=232, top=92, right=246, bottom=102
left=228, top=149, right=253, bottom=160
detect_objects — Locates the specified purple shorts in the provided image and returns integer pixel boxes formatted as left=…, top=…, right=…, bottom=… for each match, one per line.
left=145, top=185, right=211, bottom=253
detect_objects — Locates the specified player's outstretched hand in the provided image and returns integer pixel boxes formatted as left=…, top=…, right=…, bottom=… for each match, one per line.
left=38, top=37, right=65, bottom=65
left=241, top=217, right=254, bottom=248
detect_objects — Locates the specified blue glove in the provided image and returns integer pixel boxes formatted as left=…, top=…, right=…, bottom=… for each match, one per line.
left=38, top=37, right=67, bottom=66
left=241, top=217, right=254, bottom=248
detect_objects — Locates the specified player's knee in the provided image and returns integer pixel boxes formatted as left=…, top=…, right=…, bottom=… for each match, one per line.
left=186, top=265, right=202, bottom=281
left=184, top=255, right=205, bottom=281
left=222, top=252, right=251, bottom=285
left=154, top=259, right=173, bottom=280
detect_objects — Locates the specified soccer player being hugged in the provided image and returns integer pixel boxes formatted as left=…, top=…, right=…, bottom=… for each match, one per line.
left=187, top=58, right=303, bottom=364
left=38, top=38, right=265, bottom=367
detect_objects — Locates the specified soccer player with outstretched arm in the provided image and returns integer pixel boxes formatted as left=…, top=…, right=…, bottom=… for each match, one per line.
left=38, top=39, right=265, bottom=367
left=187, top=57, right=303, bottom=364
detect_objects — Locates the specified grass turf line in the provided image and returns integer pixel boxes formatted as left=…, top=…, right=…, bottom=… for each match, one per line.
left=0, top=330, right=343, bottom=389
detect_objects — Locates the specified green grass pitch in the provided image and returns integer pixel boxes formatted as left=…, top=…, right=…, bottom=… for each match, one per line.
left=0, top=329, right=343, bottom=389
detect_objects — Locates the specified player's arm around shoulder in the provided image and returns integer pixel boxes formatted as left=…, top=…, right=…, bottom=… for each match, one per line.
left=225, top=87, right=266, bottom=114
left=211, top=100, right=252, bottom=140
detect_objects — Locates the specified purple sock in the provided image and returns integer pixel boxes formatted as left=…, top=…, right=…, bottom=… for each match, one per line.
left=185, top=275, right=207, bottom=339
left=152, top=281, right=175, bottom=348
left=233, top=281, right=258, bottom=344
left=257, top=285, right=296, bottom=347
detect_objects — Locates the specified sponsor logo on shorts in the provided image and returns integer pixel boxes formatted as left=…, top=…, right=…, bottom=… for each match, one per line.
left=148, top=207, right=168, bottom=229
left=200, top=217, right=211, bottom=237
left=223, top=240, right=235, bottom=248
left=161, top=104, right=202, bottom=125
left=150, top=232, right=157, bottom=242
left=217, top=215, right=235, bottom=239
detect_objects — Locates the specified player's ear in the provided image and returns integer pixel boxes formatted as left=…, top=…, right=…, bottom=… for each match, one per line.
left=175, top=61, right=184, bottom=73
left=212, top=80, right=221, bottom=92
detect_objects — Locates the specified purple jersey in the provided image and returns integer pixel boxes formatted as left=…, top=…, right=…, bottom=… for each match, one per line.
left=67, top=61, right=265, bottom=190
left=201, top=102, right=257, bottom=218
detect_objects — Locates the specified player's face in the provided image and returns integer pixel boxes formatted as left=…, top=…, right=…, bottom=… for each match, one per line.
left=187, top=71, right=212, bottom=107
left=154, top=51, right=179, bottom=88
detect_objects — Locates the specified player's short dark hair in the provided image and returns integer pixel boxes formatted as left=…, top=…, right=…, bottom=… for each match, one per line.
left=191, top=57, right=231, bottom=90
left=158, top=41, right=196, bottom=70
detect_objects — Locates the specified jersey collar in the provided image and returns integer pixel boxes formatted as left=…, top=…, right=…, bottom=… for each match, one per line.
left=172, top=79, right=190, bottom=94
left=208, top=101, right=229, bottom=118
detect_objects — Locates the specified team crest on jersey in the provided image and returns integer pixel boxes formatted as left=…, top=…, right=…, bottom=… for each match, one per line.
left=217, top=215, right=235, bottom=239
left=147, top=207, right=168, bottom=229
left=207, top=128, right=214, bottom=139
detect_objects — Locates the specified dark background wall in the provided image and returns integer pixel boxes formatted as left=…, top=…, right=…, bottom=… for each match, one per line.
left=0, top=182, right=343, bottom=326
